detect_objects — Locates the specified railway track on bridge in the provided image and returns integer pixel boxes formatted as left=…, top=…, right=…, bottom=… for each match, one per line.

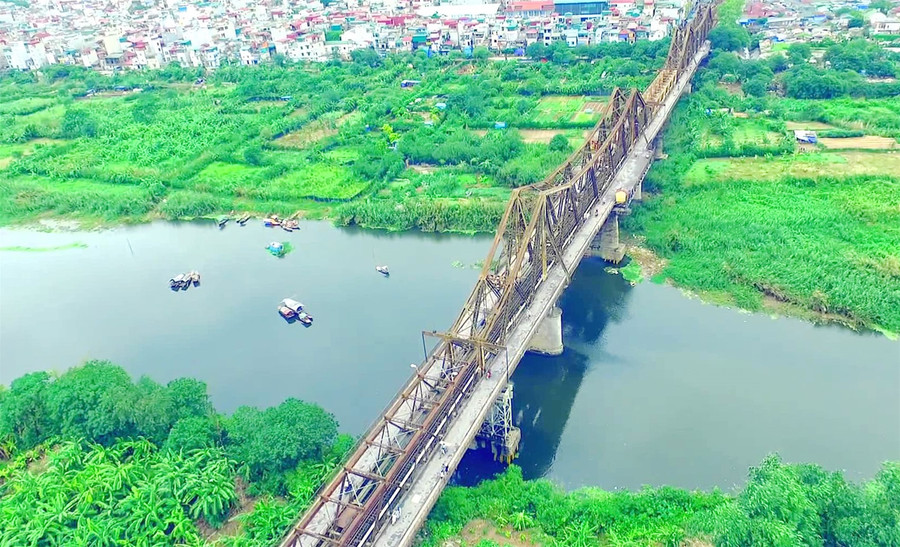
left=279, top=4, right=717, bottom=546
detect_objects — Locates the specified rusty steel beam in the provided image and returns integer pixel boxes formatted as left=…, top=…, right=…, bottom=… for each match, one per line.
left=280, top=6, right=717, bottom=545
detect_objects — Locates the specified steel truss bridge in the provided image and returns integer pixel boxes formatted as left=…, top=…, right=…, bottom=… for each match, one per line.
left=280, top=5, right=717, bottom=546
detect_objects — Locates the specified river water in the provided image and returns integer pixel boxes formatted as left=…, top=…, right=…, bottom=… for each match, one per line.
left=1, top=221, right=898, bottom=491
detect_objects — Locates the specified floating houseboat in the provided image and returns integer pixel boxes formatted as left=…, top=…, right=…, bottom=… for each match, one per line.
left=169, top=274, right=185, bottom=290
left=281, top=298, right=304, bottom=314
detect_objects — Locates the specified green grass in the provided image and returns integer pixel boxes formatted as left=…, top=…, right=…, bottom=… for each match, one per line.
left=683, top=151, right=900, bottom=185
left=780, top=97, right=900, bottom=138
left=0, top=242, right=88, bottom=252
left=532, top=96, right=601, bottom=125
left=0, top=97, right=54, bottom=116
left=268, top=163, right=369, bottom=201
left=627, top=174, right=900, bottom=333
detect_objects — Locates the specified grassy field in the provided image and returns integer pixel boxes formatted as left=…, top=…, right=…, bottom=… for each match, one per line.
left=532, top=95, right=605, bottom=125
left=1, top=53, right=641, bottom=230
left=683, top=151, right=900, bottom=184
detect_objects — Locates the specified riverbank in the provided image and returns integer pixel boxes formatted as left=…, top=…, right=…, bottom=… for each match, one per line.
left=423, top=459, right=900, bottom=547
left=617, top=0, right=900, bottom=336
left=621, top=241, right=899, bottom=339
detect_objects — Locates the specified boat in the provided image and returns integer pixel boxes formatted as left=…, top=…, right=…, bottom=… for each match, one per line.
left=169, top=274, right=185, bottom=290
left=281, top=219, right=299, bottom=232
left=217, top=217, right=229, bottom=228
left=180, top=273, right=191, bottom=290
left=264, top=216, right=282, bottom=227
left=281, top=298, right=304, bottom=314
left=189, top=271, right=200, bottom=287
left=278, top=305, right=296, bottom=319
left=297, top=311, right=313, bottom=325
left=376, top=265, right=390, bottom=276
left=237, top=213, right=251, bottom=225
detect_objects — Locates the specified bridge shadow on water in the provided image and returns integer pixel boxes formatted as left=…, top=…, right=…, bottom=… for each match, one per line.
left=454, top=258, right=634, bottom=486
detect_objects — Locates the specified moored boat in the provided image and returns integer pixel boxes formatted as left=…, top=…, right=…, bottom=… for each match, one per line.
left=180, top=273, right=191, bottom=290
left=264, top=215, right=282, bottom=227
left=297, top=311, right=313, bottom=325
left=189, top=271, right=200, bottom=286
left=278, top=305, right=296, bottom=319
left=169, top=274, right=185, bottom=290
left=281, top=298, right=304, bottom=314
left=376, top=265, right=390, bottom=276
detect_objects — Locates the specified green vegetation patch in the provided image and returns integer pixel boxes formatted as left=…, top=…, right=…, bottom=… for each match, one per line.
left=268, top=163, right=369, bottom=201
left=533, top=95, right=604, bottom=125
left=683, top=151, right=900, bottom=185
left=0, top=242, right=87, bottom=252
left=0, top=176, right=157, bottom=223
left=0, top=361, right=351, bottom=546
left=627, top=174, right=900, bottom=332
left=0, top=97, right=55, bottom=116
left=424, top=457, right=900, bottom=547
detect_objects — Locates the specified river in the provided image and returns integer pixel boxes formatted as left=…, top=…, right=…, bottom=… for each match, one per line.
left=1, top=221, right=898, bottom=491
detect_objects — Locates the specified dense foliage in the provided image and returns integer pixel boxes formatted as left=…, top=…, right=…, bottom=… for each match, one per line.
left=0, top=362, right=349, bottom=545
left=425, top=456, right=900, bottom=547
left=0, top=45, right=664, bottom=231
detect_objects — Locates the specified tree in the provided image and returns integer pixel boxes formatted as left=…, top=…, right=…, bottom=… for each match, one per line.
left=767, top=53, right=789, bottom=73
left=708, top=51, right=742, bottom=77
left=165, top=416, right=219, bottom=453
left=741, top=77, right=768, bottom=97
left=708, top=25, right=750, bottom=52
left=225, top=398, right=338, bottom=480
left=350, top=48, right=383, bottom=68
left=44, top=361, right=139, bottom=445
left=870, top=0, right=893, bottom=14
left=548, top=133, right=571, bottom=152
left=60, top=108, right=98, bottom=138
left=473, top=47, right=490, bottom=60
left=526, top=42, right=548, bottom=60
left=848, top=14, right=865, bottom=28
left=167, top=377, right=213, bottom=420
left=787, top=42, right=812, bottom=65
left=0, top=372, right=53, bottom=450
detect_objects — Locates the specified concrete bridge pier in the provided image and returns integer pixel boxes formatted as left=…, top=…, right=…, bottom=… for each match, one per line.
left=527, top=305, right=564, bottom=356
left=587, top=213, right=626, bottom=263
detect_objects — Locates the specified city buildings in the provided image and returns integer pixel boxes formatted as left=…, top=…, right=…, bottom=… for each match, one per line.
left=0, top=0, right=688, bottom=71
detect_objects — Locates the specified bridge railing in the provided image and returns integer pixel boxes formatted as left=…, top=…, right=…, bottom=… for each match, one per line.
left=280, top=5, right=717, bottom=545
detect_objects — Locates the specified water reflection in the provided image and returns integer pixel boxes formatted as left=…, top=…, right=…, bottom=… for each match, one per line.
left=456, top=259, right=633, bottom=485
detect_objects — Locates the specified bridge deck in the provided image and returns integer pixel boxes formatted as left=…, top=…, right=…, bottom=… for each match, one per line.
left=372, top=41, right=711, bottom=547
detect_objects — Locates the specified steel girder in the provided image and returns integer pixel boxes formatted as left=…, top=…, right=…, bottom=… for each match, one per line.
left=281, top=6, right=717, bottom=546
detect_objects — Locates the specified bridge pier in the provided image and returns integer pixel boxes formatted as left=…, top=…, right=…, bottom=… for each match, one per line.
left=526, top=305, right=563, bottom=356
left=587, top=213, right=626, bottom=263
left=475, top=383, right=520, bottom=463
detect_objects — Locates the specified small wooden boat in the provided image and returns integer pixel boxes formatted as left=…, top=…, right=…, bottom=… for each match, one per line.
left=189, top=271, right=200, bottom=287
left=376, top=265, right=390, bottom=276
left=169, top=274, right=185, bottom=290
left=281, top=299, right=304, bottom=315
left=264, top=216, right=282, bottom=227
left=237, top=213, right=251, bottom=225
left=217, top=217, right=229, bottom=228
left=282, top=224, right=294, bottom=232
left=278, top=305, right=296, bottom=319
left=281, top=219, right=299, bottom=232
left=297, top=311, right=313, bottom=325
